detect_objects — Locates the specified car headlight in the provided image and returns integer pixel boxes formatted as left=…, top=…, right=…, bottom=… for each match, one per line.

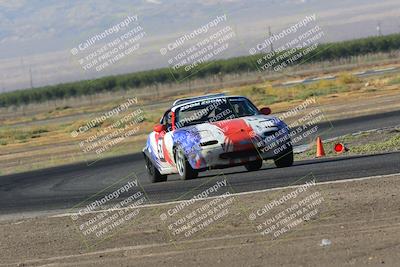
left=198, top=130, right=213, bottom=139
left=276, top=119, right=289, bottom=130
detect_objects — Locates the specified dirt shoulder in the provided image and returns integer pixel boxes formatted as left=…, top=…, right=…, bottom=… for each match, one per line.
left=1, top=173, right=399, bottom=266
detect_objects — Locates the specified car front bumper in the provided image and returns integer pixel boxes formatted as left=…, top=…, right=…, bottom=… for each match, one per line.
left=189, top=135, right=292, bottom=170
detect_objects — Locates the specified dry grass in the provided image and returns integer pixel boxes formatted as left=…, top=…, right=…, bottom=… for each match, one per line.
left=1, top=67, right=400, bottom=175
left=295, top=128, right=400, bottom=160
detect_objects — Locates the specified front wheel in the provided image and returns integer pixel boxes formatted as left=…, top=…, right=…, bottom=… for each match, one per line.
left=145, top=156, right=167, bottom=183
left=244, top=159, right=263, bottom=171
left=175, top=147, right=198, bottom=180
left=274, top=148, right=294, bottom=168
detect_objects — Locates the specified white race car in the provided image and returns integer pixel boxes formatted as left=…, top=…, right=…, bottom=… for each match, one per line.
left=143, top=94, right=293, bottom=182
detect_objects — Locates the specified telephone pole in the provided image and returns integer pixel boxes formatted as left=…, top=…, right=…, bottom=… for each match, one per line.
left=268, top=26, right=274, bottom=52
left=29, top=66, right=33, bottom=89
left=376, top=22, right=382, bottom=36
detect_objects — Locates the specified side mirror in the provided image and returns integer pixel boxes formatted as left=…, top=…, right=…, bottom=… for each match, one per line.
left=260, top=107, right=272, bottom=115
left=153, top=124, right=166, bottom=133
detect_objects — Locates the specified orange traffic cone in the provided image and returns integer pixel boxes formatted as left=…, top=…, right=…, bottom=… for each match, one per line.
left=316, top=136, right=325, bottom=158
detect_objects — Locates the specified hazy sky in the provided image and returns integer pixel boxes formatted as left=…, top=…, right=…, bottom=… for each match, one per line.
left=0, top=0, right=399, bottom=91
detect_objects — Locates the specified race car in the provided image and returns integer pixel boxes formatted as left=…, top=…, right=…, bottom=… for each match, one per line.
left=143, top=93, right=293, bottom=182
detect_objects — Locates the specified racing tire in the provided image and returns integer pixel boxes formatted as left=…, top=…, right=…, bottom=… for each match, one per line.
left=274, top=147, right=294, bottom=168
left=175, top=146, right=198, bottom=180
left=244, top=159, right=263, bottom=171
left=145, top=156, right=167, bottom=183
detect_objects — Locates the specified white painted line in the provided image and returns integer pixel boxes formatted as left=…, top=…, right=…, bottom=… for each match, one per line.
left=311, top=75, right=336, bottom=81
left=373, top=67, right=397, bottom=72
left=293, top=144, right=311, bottom=153
left=51, top=172, right=400, bottom=218
left=353, top=71, right=366, bottom=75
left=281, top=79, right=306, bottom=85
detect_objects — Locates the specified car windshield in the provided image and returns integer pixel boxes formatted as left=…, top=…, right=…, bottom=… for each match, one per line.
left=175, top=97, right=259, bottom=128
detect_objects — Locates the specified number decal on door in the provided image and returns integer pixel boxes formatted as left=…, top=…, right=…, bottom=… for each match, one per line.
left=157, top=138, right=165, bottom=161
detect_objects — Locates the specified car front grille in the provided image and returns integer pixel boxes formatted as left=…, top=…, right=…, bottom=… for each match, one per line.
left=219, top=149, right=261, bottom=159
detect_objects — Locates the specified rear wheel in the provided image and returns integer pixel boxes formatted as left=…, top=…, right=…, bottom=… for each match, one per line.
left=175, top=147, right=198, bottom=180
left=145, top=156, right=167, bottom=183
left=274, top=147, right=294, bottom=168
left=244, top=159, right=263, bottom=171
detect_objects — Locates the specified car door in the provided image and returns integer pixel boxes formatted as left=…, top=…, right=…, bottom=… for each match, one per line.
left=156, top=110, right=175, bottom=168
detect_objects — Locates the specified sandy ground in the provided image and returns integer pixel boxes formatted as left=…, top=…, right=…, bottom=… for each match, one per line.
left=1, top=173, right=399, bottom=266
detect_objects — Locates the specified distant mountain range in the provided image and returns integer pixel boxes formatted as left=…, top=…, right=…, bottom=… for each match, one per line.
left=0, top=0, right=399, bottom=91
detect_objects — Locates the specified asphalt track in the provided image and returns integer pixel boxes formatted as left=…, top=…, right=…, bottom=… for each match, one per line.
left=0, top=110, right=399, bottom=216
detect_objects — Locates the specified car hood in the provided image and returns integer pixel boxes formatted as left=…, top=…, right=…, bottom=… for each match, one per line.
left=173, top=115, right=284, bottom=150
